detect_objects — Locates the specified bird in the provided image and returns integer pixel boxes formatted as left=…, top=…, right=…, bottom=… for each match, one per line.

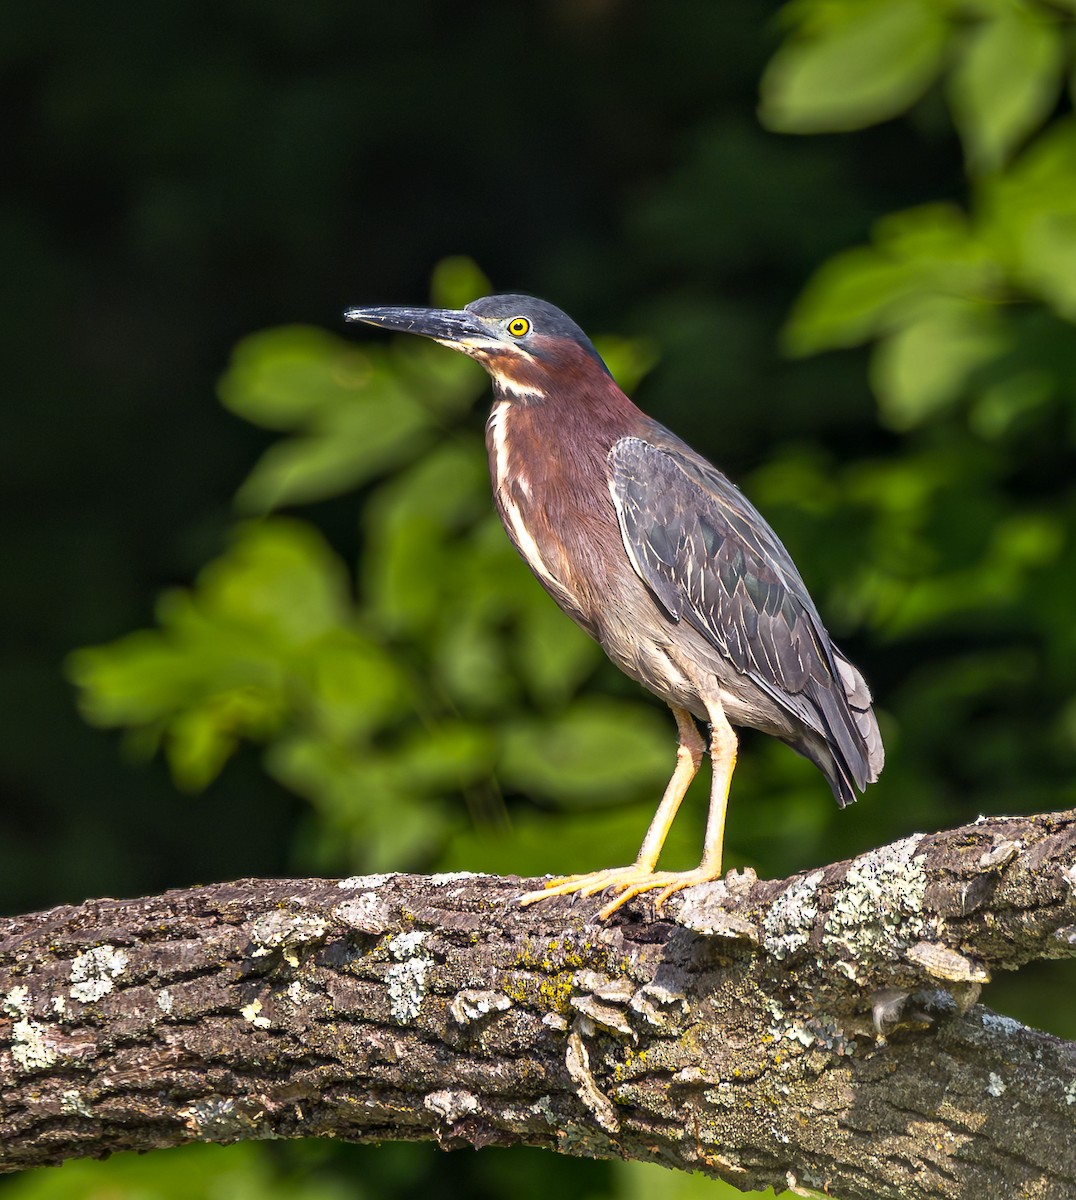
left=344, top=294, right=883, bottom=918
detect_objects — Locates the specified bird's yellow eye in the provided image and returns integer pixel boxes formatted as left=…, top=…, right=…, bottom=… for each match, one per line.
left=507, top=316, right=531, bottom=337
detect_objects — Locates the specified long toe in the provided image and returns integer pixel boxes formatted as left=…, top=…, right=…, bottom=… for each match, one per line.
left=597, top=866, right=724, bottom=919
left=517, top=865, right=661, bottom=908
left=518, top=863, right=724, bottom=917
left=650, top=867, right=724, bottom=910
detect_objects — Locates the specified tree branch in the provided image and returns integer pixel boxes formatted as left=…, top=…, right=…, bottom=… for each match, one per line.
left=2, top=809, right=1075, bottom=1199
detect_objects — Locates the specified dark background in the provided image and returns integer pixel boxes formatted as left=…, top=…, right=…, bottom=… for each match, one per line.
left=4, top=3, right=1074, bottom=1198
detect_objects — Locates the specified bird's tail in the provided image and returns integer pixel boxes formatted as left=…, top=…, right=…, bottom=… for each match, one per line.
left=806, top=648, right=884, bottom=808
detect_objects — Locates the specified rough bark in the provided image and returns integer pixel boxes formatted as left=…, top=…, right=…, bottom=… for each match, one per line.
left=1, top=809, right=1075, bottom=1199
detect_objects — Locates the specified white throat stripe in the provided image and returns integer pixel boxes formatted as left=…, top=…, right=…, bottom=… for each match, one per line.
left=488, top=401, right=559, bottom=591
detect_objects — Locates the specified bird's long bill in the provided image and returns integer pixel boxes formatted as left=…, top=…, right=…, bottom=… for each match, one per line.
left=343, top=305, right=495, bottom=350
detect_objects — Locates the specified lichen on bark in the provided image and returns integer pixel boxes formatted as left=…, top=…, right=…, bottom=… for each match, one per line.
left=0, top=809, right=1074, bottom=1199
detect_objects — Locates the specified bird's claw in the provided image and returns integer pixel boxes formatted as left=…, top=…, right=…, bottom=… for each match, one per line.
left=518, top=864, right=723, bottom=920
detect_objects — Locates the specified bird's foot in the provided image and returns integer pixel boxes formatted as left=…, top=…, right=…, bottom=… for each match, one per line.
left=518, top=864, right=722, bottom=920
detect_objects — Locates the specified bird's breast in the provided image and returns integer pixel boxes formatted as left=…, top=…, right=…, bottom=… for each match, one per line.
left=483, top=391, right=736, bottom=721
left=485, top=398, right=628, bottom=639
left=486, top=400, right=566, bottom=597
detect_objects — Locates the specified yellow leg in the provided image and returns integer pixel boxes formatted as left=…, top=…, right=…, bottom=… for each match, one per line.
left=518, top=704, right=738, bottom=918
left=518, top=706, right=703, bottom=908
left=627, top=705, right=706, bottom=871
left=649, top=703, right=736, bottom=909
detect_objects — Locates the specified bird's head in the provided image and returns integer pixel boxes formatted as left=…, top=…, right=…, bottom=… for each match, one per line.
left=344, top=293, right=612, bottom=400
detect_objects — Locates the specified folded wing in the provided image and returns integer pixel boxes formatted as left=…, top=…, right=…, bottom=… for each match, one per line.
left=608, top=434, right=882, bottom=804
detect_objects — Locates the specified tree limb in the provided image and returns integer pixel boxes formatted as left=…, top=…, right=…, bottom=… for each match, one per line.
left=2, top=809, right=1075, bottom=1199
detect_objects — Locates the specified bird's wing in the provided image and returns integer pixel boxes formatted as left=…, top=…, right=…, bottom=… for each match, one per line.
left=608, top=434, right=840, bottom=706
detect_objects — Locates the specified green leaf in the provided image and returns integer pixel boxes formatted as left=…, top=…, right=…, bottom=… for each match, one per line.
left=266, top=738, right=455, bottom=871
left=784, top=246, right=926, bottom=353
left=68, top=634, right=197, bottom=726
left=433, top=605, right=520, bottom=710
left=760, top=0, right=948, bottom=133
left=219, top=326, right=372, bottom=431
left=233, top=371, right=435, bottom=512
left=498, top=698, right=673, bottom=806
left=67, top=520, right=358, bottom=790
left=948, top=6, right=1065, bottom=174
left=429, top=255, right=493, bottom=309
left=361, top=440, right=490, bottom=635
left=592, top=334, right=660, bottom=394
left=969, top=368, right=1053, bottom=439
left=165, top=702, right=243, bottom=792
left=870, top=300, right=1009, bottom=428
left=391, top=339, right=487, bottom=418
left=982, top=120, right=1076, bottom=320
left=189, top=519, right=352, bottom=643
left=222, top=313, right=487, bottom=514
left=513, top=593, right=600, bottom=707
left=391, top=720, right=496, bottom=791
left=303, top=629, right=410, bottom=740
left=784, top=204, right=998, bottom=354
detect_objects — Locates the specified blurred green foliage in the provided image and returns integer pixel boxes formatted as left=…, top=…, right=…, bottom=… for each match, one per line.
left=762, top=0, right=1072, bottom=172
left=758, top=0, right=1076, bottom=851
left=0, top=1145, right=761, bottom=1200
left=0, top=1144, right=355, bottom=1200
left=69, top=258, right=678, bottom=875
left=5, top=1, right=1076, bottom=1198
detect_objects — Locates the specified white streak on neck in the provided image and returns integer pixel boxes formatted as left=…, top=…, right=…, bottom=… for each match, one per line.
left=492, top=372, right=544, bottom=401
left=487, top=401, right=556, bottom=590
left=488, top=400, right=511, bottom=494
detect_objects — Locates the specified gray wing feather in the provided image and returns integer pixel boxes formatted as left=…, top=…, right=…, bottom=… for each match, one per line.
left=610, top=437, right=826, bottom=698
left=609, top=435, right=880, bottom=800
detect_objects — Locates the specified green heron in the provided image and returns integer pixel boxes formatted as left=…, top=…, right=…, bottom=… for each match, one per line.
left=345, top=295, right=883, bottom=917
